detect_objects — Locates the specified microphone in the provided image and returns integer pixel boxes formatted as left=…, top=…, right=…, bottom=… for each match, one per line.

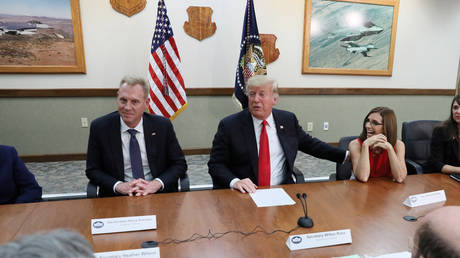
left=296, top=193, right=313, bottom=228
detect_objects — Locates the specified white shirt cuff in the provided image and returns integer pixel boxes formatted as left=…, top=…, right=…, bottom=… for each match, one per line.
left=342, top=150, right=350, bottom=164
left=229, top=178, right=240, bottom=189
left=154, top=178, right=164, bottom=190
left=113, top=181, right=123, bottom=193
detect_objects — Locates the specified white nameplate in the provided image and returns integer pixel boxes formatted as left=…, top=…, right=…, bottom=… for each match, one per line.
left=286, top=229, right=352, bottom=251
left=403, top=190, right=446, bottom=208
left=91, top=215, right=156, bottom=235
left=94, top=247, right=160, bottom=258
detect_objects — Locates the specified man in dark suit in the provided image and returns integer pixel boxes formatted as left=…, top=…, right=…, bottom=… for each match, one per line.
left=208, top=75, right=347, bottom=193
left=86, top=76, right=187, bottom=197
left=0, top=145, right=42, bottom=204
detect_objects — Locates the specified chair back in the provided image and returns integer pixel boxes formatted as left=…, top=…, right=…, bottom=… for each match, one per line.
left=401, top=120, right=441, bottom=173
left=335, top=136, right=358, bottom=180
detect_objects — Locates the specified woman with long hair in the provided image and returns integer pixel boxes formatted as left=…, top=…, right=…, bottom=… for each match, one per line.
left=349, top=107, right=407, bottom=183
left=430, top=95, right=460, bottom=174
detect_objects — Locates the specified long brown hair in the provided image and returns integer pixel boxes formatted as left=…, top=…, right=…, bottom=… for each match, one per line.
left=440, top=95, right=460, bottom=139
left=359, top=107, right=398, bottom=146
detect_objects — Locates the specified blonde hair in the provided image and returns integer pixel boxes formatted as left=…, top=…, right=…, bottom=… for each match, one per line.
left=119, top=76, right=149, bottom=100
left=246, top=75, right=279, bottom=97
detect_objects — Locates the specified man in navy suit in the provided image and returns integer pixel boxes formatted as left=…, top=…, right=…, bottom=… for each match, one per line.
left=208, top=75, right=347, bottom=193
left=0, top=145, right=42, bottom=204
left=86, top=76, right=187, bottom=197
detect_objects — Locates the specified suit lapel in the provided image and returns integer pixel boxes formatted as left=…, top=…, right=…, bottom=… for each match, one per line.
left=272, top=109, right=291, bottom=171
left=143, top=113, right=158, bottom=177
left=109, top=114, right=124, bottom=180
left=241, top=110, right=259, bottom=181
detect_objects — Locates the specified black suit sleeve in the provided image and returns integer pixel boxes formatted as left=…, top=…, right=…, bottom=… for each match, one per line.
left=430, top=127, right=447, bottom=172
left=295, top=115, right=346, bottom=163
left=208, top=120, right=238, bottom=188
left=11, top=148, right=42, bottom=203
left=85, top=121, right=119, bottom=193
left=155, top=120, right=187, bottom=190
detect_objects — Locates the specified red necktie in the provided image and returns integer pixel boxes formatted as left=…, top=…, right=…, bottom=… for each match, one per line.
left=258, top=120, right=271, bottom=186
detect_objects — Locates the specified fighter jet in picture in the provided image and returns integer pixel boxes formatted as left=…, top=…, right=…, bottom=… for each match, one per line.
left=328, top=21, right=384, bottom=42
left=341, top=42, right=377, bottom=57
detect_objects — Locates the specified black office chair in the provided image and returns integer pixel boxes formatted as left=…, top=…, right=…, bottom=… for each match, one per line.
left=86, top=173, right=190, bottom=198
left=292, top=167, right=305, bottom=183
left=402, top=120, right=441, bottom=174
left=331, top=136, right=358, bottom=181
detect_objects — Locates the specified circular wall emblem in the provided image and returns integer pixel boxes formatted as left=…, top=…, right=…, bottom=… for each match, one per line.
left=291, top=236, right=302, bottom=244
left=93, top=221, right=104, bottom=229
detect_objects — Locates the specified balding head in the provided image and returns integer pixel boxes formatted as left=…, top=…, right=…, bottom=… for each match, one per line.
left=413, top=206, right=460, bottom=258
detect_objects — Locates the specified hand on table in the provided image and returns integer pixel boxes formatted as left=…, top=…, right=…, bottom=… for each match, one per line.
left=233, top=178, right=257, bottom=194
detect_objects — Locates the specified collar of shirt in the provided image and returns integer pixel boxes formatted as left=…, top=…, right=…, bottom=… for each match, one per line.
left=251, top=112, right=275, bottom=129
left=120, top=117, right=144, bottom=134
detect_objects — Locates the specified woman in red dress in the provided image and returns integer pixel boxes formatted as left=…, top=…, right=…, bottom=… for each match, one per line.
left=349, top=107, right=407, bottom=183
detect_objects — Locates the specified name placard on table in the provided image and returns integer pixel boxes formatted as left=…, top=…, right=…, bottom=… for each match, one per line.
left=94, top=247, right=160, bottom=258
left=91, top=215, right=157, bottom=235
left=286, top=229, right=352, bottom=251
left=403, top=190, right=446, bottom=208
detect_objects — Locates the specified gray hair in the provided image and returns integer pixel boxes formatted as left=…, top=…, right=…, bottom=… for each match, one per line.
left=0, top=229, right=94, bottom=258
left=119, top=76, right=149, bottom=100
left=246, top=75, right=279, bottom=97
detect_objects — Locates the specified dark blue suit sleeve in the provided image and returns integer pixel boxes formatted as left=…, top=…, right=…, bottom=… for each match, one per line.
left=208, top=120, right=238, bottom=187
left=85, top=121, right=120, bottom=193
left=155, top=120, right=187, bottom=189
left=11, top=148, right=42, bottom=203
left=294, top=115, right=346, bottom=163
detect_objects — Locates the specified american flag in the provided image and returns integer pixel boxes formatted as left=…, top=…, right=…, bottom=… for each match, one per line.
left=234, top=0, right=266, bottom=109
left=148, top=0, right=187, bottom=119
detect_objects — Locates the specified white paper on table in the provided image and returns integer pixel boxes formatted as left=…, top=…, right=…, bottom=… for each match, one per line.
left=249, top=188, right=296, bottom=207
left=364, top=251, right=412, bottom=258
left=94, top=247, right=160, bottom=258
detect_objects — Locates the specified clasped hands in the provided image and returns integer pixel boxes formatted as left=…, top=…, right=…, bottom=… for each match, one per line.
left=115, top=179, right=162, bottom=196
left=363, top=134, right=392, bottom=153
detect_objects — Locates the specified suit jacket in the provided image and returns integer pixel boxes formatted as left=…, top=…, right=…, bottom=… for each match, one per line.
left=0, top=145, right=42, bottom=204
left=430, top=126, right=460, bottom=172
left=86, top=111, right=187, bottom=197
left=208, top=109, right=346, bottom=188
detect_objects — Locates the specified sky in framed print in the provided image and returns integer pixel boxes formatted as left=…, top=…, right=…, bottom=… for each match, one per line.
left=0, top=0, right=76, bottom=66
left=309, top=0, right=394, bottom=70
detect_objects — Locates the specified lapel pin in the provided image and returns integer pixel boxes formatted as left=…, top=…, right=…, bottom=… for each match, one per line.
left=280, top=125, right=284, bottom=129
left=152, top=132, right=156, bottom=136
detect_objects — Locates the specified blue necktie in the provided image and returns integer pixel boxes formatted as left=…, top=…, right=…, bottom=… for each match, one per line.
left=127, top=129, right=144, bottom=179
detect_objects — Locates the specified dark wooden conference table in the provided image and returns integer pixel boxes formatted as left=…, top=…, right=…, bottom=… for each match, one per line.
left=1, top=174, right=459, bottom=257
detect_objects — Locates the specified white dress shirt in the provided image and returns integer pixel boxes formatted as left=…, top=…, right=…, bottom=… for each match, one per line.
left=113, top=118, right=163, bottom=193
left=230, top=113, right=287, bottom=188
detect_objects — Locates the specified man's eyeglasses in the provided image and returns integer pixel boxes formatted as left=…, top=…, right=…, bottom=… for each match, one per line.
left=365, top=119, right=383, bottom=127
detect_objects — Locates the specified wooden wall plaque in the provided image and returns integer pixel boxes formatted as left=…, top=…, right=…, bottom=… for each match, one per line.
left=260, top=34, right=280, bottom=64
left=184, top=6, right=216, bottom=41
left=110, top=0, right=146, bottom=17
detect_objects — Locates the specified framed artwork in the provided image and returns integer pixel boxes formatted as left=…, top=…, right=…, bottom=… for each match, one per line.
left=302, top=0, right=399, bottom=76
left=0, top=0, right=86, bottom=73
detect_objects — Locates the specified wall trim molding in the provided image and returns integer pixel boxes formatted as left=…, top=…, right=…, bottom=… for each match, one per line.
left=0, top=88, right=454, bottom=98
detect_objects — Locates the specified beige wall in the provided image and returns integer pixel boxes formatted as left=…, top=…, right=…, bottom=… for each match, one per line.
left=0, top=95, right=451, bottom=155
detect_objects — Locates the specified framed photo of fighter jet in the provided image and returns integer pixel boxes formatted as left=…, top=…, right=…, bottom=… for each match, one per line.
left=302, top=0, right=399, bottom=76
left=0, top=0, right=85, bottom=73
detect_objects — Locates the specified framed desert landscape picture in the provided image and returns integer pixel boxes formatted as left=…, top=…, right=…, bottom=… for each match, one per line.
left=302, top=0, right=399, bottom=76
left=0, top=0, right=85, bottom=73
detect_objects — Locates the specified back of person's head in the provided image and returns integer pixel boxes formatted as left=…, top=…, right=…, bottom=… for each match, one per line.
left=413, top=206, right=460, bottom=258
left=359, top=106, right=397, bottom=146
left=0, top=229, right=94, bottom=258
